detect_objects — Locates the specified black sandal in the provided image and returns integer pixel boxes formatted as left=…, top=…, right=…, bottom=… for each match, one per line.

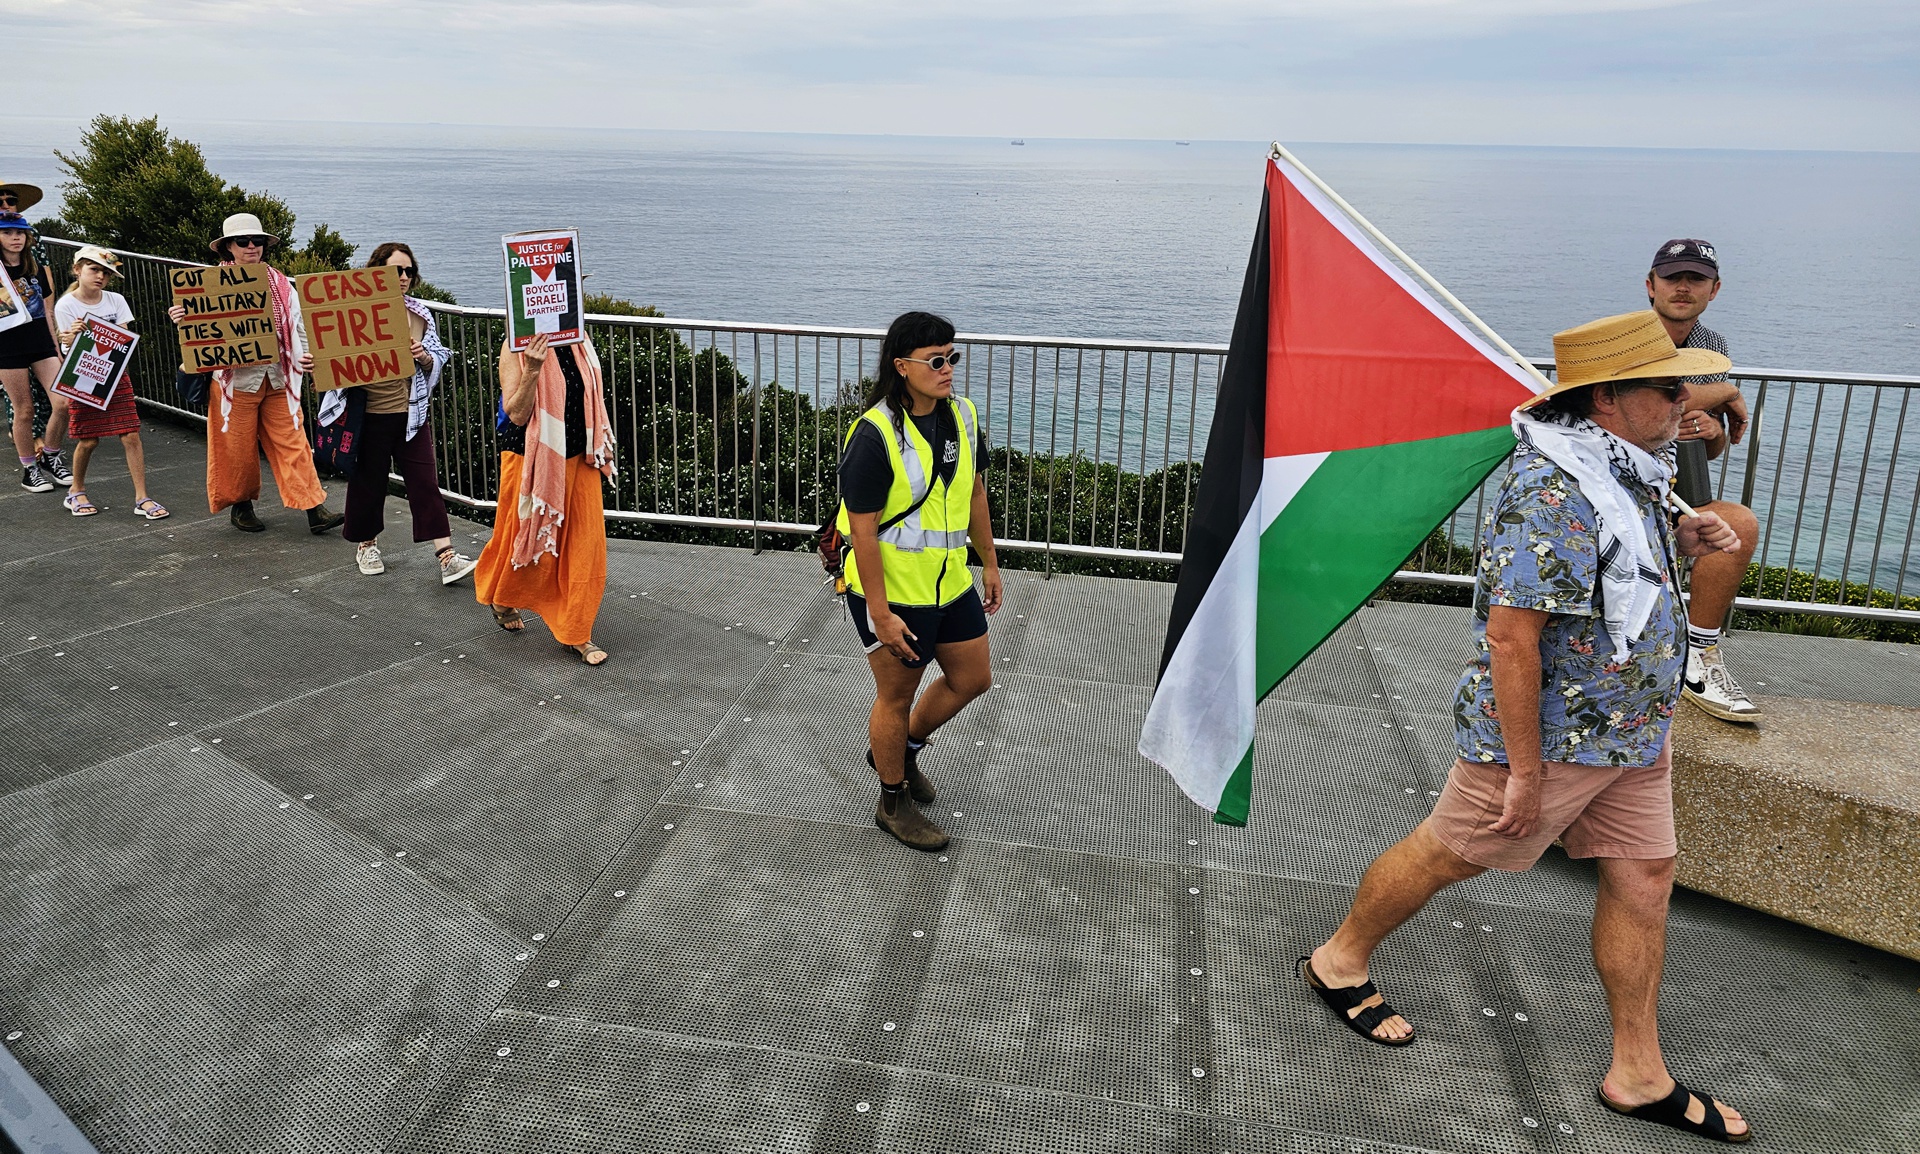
left=1598, top=1080, right=1751, bottom=1144
left=1299, top=955, right=1415, bottom=1046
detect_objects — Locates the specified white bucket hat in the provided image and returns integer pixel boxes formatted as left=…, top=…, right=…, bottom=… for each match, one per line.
left=73, top=245, right=124, bottom=276
left=210, top=212, right=279, bottom=254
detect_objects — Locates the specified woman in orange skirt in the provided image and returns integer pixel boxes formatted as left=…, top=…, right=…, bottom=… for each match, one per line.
left=473, top=332, right=617, bottom=664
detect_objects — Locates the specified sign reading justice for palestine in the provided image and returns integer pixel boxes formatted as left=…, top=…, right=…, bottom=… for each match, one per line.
left=502, top=229, right=584, bottom=352
left=54, top=315, right=140, bottom=411
left=170, top=263, right=279, bottom=372
left=297, top=267, right=413, bottom=393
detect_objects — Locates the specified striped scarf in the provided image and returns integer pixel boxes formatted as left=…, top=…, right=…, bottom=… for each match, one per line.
left=511, top=338, right=616, bottom=569
left=211, top=262, right=300, bottom=433
left=1512, top=408, right=1675, bottom=663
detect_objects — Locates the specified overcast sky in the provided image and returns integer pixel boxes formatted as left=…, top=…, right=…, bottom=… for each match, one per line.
left=5, top=0, right=1916, bottom=149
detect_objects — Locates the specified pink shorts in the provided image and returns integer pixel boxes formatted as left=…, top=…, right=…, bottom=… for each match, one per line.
left=1428, top=738, right=1676, bottom=871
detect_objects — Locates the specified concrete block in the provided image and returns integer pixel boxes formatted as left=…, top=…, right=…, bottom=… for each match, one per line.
left=1671, top=697, right=1920, bottom=961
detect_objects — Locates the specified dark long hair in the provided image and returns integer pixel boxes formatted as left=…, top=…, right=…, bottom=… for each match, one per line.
left=867, top=311, right=956, bottom=424
left=366, top=241, right=419, bottom=286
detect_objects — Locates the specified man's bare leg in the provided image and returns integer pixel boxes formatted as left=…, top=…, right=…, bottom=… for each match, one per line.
left=1593, top=856, right=1748, bottom=1138
left=1309, top=821, right=1485, bottom=1042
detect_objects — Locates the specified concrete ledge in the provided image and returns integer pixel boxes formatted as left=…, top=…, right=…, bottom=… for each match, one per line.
left=1671, top=697, right=1920, bottom=961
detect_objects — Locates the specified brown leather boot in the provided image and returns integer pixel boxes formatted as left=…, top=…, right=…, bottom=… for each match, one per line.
left=229, top=500, right=265, bottom=532
left=867, top=745, right=937, bottom=804
left=875, top=782, right=948, bottom=851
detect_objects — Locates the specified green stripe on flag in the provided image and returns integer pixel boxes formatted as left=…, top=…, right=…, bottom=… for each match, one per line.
left=1255, top=427, right=1516, bottom=702
left=1214, top=746, right=1254, bottom=826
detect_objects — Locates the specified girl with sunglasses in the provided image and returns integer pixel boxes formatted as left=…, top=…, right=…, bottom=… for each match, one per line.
left=316, top=242, right=476, bottom=585
left=834, top=310, right=1002, bottom=852
left=1, top=203, right=74, bottom=493
left=168, top=213, right=344, bottom=534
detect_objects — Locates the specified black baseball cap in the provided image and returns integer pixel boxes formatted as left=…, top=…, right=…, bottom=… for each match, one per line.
left=1651, top=238, right=1719, bottom=279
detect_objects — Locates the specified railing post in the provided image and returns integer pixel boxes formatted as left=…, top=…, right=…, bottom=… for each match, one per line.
left=750, top=333, right=764, bottom=554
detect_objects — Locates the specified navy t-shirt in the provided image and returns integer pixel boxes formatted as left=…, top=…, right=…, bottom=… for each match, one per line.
left=839, top=403, right=989, bottom=515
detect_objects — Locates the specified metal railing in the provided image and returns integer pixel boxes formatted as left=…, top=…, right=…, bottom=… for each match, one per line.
left=31, top=238, right=1920, bottom=623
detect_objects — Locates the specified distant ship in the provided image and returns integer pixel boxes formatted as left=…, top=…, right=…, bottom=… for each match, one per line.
left=1011, top=139, right=1025, bottom=146
left=1175, top=141, right=1191, bottom=146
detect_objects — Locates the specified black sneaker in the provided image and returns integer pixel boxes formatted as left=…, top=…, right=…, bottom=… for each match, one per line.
left=39, top=450, right=72, bottom=487
left=20, top=463, right=55, bottom=492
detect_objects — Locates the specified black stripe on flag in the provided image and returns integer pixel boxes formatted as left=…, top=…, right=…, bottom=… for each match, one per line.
left=1157, top=181, right=1272, bottom=679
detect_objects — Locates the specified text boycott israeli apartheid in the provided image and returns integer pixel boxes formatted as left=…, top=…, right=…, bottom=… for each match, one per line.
left=169, top=264, right=279, bottom=372
left=502, top=229, right=584, bottom=351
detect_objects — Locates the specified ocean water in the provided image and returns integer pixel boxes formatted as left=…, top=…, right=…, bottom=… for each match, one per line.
left=5, top=119, right=1917, bottom=587
left=5, top=119, right=1918, bottom=373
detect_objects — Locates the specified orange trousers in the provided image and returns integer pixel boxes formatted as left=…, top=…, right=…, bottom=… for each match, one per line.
left=207, top=385, right=327, bottom=513
left=474, top=452, right=608, bottom=646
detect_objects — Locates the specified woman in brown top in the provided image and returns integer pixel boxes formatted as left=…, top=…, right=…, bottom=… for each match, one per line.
left=329, top=242, right=477, bottom=584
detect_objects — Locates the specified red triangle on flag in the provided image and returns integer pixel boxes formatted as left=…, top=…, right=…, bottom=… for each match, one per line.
left=1264, top=159, right=1535, bottom=460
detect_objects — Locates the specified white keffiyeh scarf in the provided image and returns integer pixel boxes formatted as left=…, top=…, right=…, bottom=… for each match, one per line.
left=1512, top=408, right=1674, bottom=663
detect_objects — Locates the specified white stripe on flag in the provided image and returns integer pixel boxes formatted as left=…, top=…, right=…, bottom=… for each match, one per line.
left=1262, top=452, right=1328, bottom=530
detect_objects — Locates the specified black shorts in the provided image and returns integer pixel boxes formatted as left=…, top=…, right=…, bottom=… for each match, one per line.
left=847, top=587, right=988, bottom=669
left=0, top=318, right=58, bottom=370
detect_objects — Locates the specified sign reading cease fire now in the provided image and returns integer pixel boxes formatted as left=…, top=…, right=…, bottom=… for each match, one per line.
left=297, top=267, right=414, bottom=393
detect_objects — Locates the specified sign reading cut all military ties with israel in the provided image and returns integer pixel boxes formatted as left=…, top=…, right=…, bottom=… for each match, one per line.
left=297, top=266, right=413, bottom=393
left=502, top=228, right=584, bottom=352
left=170, top=263, right=279, bottom=372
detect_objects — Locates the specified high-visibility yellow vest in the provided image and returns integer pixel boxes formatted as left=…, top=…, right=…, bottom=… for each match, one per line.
left=836, top=397, right=980, bottom=608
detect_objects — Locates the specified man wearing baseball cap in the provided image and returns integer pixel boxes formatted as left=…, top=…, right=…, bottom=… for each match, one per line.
left=1646, top=239, right=1762, bottom=724
left=1303, top=311, right=1752, bottom=1145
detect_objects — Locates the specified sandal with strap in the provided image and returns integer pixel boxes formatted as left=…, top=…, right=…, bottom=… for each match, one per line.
left=1599, top=1079, right=1751, bottom=1144
left=567, top=641, right=608, bottom=666
left=64, top=492, right=99, bottom=517
left=133, top=497, right=170, bottom=520
left=491, top=605, right=525, bottom=632
left=1299, top=955, right=1415, bottom=1046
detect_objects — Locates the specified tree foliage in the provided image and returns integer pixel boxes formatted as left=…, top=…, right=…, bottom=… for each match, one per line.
left=49, top=115, right=351, bottom=273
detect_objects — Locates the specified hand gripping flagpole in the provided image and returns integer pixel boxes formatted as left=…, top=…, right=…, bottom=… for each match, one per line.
left=1266, top=143, right=1705, bottom=524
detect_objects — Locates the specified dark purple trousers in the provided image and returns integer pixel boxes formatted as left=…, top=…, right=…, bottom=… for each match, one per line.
left=344, top=413, right=450, bottom=544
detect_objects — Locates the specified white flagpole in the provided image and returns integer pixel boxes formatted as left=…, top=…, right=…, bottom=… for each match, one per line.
left=1269, top=142, right=1558, bottom=395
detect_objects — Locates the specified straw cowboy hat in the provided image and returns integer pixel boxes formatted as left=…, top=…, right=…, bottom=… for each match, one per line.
left=209, top=212, right=280, bottom=254
left=73, top=245, right=124, bottom=276
left=1521, top=310, right=1731, bottom=408
left=0, top=182, right=44, bottom=212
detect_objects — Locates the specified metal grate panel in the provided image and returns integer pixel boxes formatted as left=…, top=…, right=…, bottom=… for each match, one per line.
left=0, top=740, right=523, bottom=1154
left=203, top=659, right=681, bottom=938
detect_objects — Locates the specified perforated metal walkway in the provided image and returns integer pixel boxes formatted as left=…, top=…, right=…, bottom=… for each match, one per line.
left=2, top=425, right=1917, bottom=1154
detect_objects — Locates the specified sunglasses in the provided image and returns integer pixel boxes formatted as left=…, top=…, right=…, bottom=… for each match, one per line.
left=0, top=194, right=16, bottom=207
left=391, top=264, right=416, bottom=278
left=900, top=351, right=962, bottom=372
left=1616, top=380, right=1686, bottom=401
left=230, top=235, right=270, bottom=248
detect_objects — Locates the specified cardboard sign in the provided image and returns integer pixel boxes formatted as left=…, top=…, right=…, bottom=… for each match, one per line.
left=53, top=315, right=139, bottom=411
left=502, top=229, right=584, bottom=351
left=297, top=266, right=414, bottom=393
left=170, top=263, right=280, bottom=372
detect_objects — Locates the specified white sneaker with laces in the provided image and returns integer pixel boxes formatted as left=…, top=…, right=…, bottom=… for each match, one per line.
left=439, top=549, right=479, bottom=585
left=356, top=542, right=386, bottom=575
left=1683, top=643, right=1762, bottom=723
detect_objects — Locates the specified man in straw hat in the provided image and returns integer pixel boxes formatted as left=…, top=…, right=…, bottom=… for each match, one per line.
left=1301, top=311, right=1751, bottom=1144
left=167, top=212, right=343, bottom=534
left=1646, top=239, right=1763, bottom=724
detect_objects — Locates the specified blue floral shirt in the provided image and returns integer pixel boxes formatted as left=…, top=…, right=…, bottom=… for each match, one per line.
left=1452, top=447, right=1686, bottom=767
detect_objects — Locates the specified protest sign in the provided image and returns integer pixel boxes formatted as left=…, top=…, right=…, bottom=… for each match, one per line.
left=297, top=266, right=414, bottom=393
left=502, top=229, right=584, bottom=351
left=53, top=315, right=139, bottom=411
left=0, top=269, right=30, bottom=334
left=170, top=263, right=280, bottom=372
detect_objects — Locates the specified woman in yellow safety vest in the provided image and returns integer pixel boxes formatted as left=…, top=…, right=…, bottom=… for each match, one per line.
left=837, top=311, right=1002, bottom=852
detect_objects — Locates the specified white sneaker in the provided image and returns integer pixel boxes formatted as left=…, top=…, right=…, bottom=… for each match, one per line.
left=1683, top=643, right=1763, bottom=723
left=356, top=542, right=386, bottom=575
left=439, top=549, right=478, bottom=585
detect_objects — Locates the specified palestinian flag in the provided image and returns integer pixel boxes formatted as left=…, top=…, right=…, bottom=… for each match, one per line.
left=1140, top=151, right=1538, bottom=826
